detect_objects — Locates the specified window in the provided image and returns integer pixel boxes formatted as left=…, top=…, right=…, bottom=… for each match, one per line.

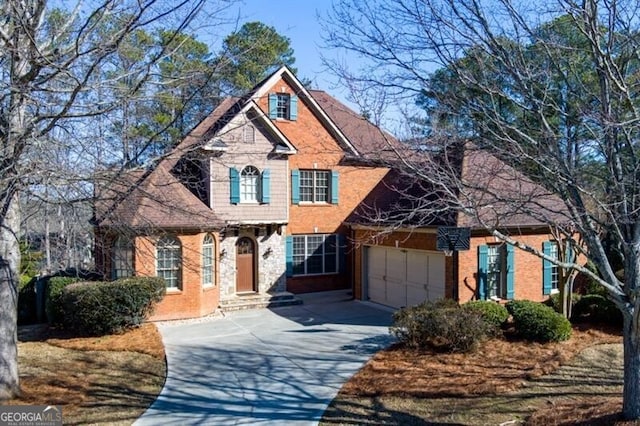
left=230, top=166, right=270, bottom=204
left=157, top=236, right=181, bottom=290
left=243, top=125, right=255, bottom=143
left=276, top=94, right=290, bottom=119
left=486, top=245, right=505, bottom=299
left=202, top=234, right=215, bottom=287
left=478, top=244, right=514, bottom=300
left=290, top=234, right=339, bottom=276
left=268, top=93, right=298, bottom=120
left=112, top=236, right=133, bottom=279
left=240, top=166, right=260, bottom=202
left=543, top=241, right=560, bottom=294
left=291, top=169, right=339, bottom=204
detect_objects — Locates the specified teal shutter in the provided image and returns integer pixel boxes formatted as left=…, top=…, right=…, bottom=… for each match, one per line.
left=291, top=169, right=300, bottom=204
left=229, top=167, right=240, bottom=204
left=331, top=171, right=339, bottom=204
left=290, top=95, right=298, bottom=120
left=261, top=169, right=271, bottom=204
left=478, top=245, right=488, bottom=300
left=543, top=241, right=553, bottom=295
left=285, top=236, right=293, bottom=277
left=269, top=94, right=278, bottom=119
left=338, top=234, right=346, bottom=274
left=506, top=244, right=515, bottom=299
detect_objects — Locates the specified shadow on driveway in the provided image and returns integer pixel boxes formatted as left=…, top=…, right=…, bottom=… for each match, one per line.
left=135, top=290, right=394, bottom=425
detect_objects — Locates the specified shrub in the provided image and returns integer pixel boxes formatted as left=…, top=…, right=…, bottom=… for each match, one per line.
left=62, top=277, right=166, bottom=336
left=543, top=292, right=581, bottom=314
left=462, top=300, right=509, bottom=328
left=506, top=300, right=572, bottom=342
left=571, top=294, right=622, bottom=326
left=46, top=277, right=81, bottom=325
left=390, top=300, right=495, bottom=353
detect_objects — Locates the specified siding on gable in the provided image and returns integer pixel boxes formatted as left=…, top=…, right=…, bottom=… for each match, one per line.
left=207, top=112, right=288, bottom=224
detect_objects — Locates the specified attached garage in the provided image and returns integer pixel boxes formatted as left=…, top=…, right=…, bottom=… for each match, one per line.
left=366, top=246, right=445, bottom=309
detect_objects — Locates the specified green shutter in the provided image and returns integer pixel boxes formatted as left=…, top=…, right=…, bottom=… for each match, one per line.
left=478, top=245, right=488, bottom=300
left=269, top=94, right=277, bottom=119
left=331, top=171, right=339, bottom=204
left=261, top=169, right=271, bottom=204
left=285, top=236, right=293, bottom=277
left=291, top=169, right=300, bottom=204
left=290, top=95, right=298, bottom=120
left=506, top=244, right=515, bottom=299
left=229, top=167, right=240, bottom=204
left=543, top=241, right=553, bottom=295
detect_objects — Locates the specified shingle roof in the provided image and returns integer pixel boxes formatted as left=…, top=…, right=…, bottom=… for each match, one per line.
left=308, top=89, right=402, bottom=160
left=95, top=162, right=223, bottom=231
left=347, top=144, right=569, bottom=230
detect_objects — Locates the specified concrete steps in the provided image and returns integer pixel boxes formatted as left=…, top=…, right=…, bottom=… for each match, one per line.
left=219, top=292, right=303, bottom=312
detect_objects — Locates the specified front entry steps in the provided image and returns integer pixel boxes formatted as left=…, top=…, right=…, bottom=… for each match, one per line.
left=219, top=292, right=303, bottom=312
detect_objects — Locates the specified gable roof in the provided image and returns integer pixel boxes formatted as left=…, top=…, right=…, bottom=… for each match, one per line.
left=254, top=66, right=361, bottom=156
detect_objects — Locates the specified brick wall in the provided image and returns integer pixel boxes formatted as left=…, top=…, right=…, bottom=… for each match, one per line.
left=133, top=232, right=221, bottom=321
left=353, top=227, right=563, bottom=306
left=256, top=78, right=389, bottom=293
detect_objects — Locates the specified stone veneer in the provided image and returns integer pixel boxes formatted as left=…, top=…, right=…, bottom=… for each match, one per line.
left=219, top=226, right=287, bottom=299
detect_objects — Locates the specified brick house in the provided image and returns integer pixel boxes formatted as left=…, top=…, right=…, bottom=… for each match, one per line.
left=348, top=147, right=573, bottom=308
left=94, top=66, right=391, bottom=320
left=95, top=66, right=569, bottom=320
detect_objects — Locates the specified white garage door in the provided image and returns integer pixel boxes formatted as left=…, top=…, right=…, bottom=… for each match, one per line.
left=366, top=246, right=445, bottom=309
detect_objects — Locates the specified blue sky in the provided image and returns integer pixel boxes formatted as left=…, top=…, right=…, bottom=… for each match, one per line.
left=220, top=0, right=354, bottom=105
left=229, top=1, right=337, bottom=86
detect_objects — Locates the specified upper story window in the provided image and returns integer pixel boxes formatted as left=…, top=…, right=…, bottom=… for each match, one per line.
left=157, top=235, right=182, bottom=290
left=291, top=169, right=339, bottom=204
left=229, top=166, right=271, bottom=204
left=240, top=166, right=260, bottom=202
left=269, top=93, right=298, bottom=120
left=300, top=170, right=329, bottom=202
left=112, top=236, right=133, bottom=279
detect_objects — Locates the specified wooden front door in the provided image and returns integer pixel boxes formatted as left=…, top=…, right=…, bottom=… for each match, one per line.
left=236, top=237, right=256, bottom=293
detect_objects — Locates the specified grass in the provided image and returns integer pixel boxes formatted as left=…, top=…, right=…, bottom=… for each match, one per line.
left=6, top=323, right=166, bottom=425
left=321, top=324, right=633, bottom=425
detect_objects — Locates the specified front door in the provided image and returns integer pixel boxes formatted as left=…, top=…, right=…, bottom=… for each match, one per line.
left=236, top=237, right=256, bottom=293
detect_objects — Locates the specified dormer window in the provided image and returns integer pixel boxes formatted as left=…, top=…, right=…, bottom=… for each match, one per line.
left=269, top=93, right=298, bottom=120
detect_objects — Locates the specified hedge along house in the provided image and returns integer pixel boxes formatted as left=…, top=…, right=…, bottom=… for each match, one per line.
left=94, top=66, right=394, bottom=320
left=347, top=145, right=575, bottom=309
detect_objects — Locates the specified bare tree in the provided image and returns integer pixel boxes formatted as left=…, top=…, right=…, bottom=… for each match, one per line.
left=324, top=0, right=640, bottom=419
left=0, top=0, right=244, bottom=401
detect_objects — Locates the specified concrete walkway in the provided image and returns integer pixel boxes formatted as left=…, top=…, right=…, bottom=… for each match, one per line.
left=135, top=291, right=394, bottom=425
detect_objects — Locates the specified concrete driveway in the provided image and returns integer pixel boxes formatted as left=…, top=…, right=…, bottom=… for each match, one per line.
left=135, top=291, right=394, bottom=425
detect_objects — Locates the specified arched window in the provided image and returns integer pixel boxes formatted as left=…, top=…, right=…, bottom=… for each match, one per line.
left=157, top=236, right=182, bottom=290
left=112, top=236, right=133, bottom=279
left=240, top=166, right=260, bottom=202
left=202, top=234, right=215, bottom=287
